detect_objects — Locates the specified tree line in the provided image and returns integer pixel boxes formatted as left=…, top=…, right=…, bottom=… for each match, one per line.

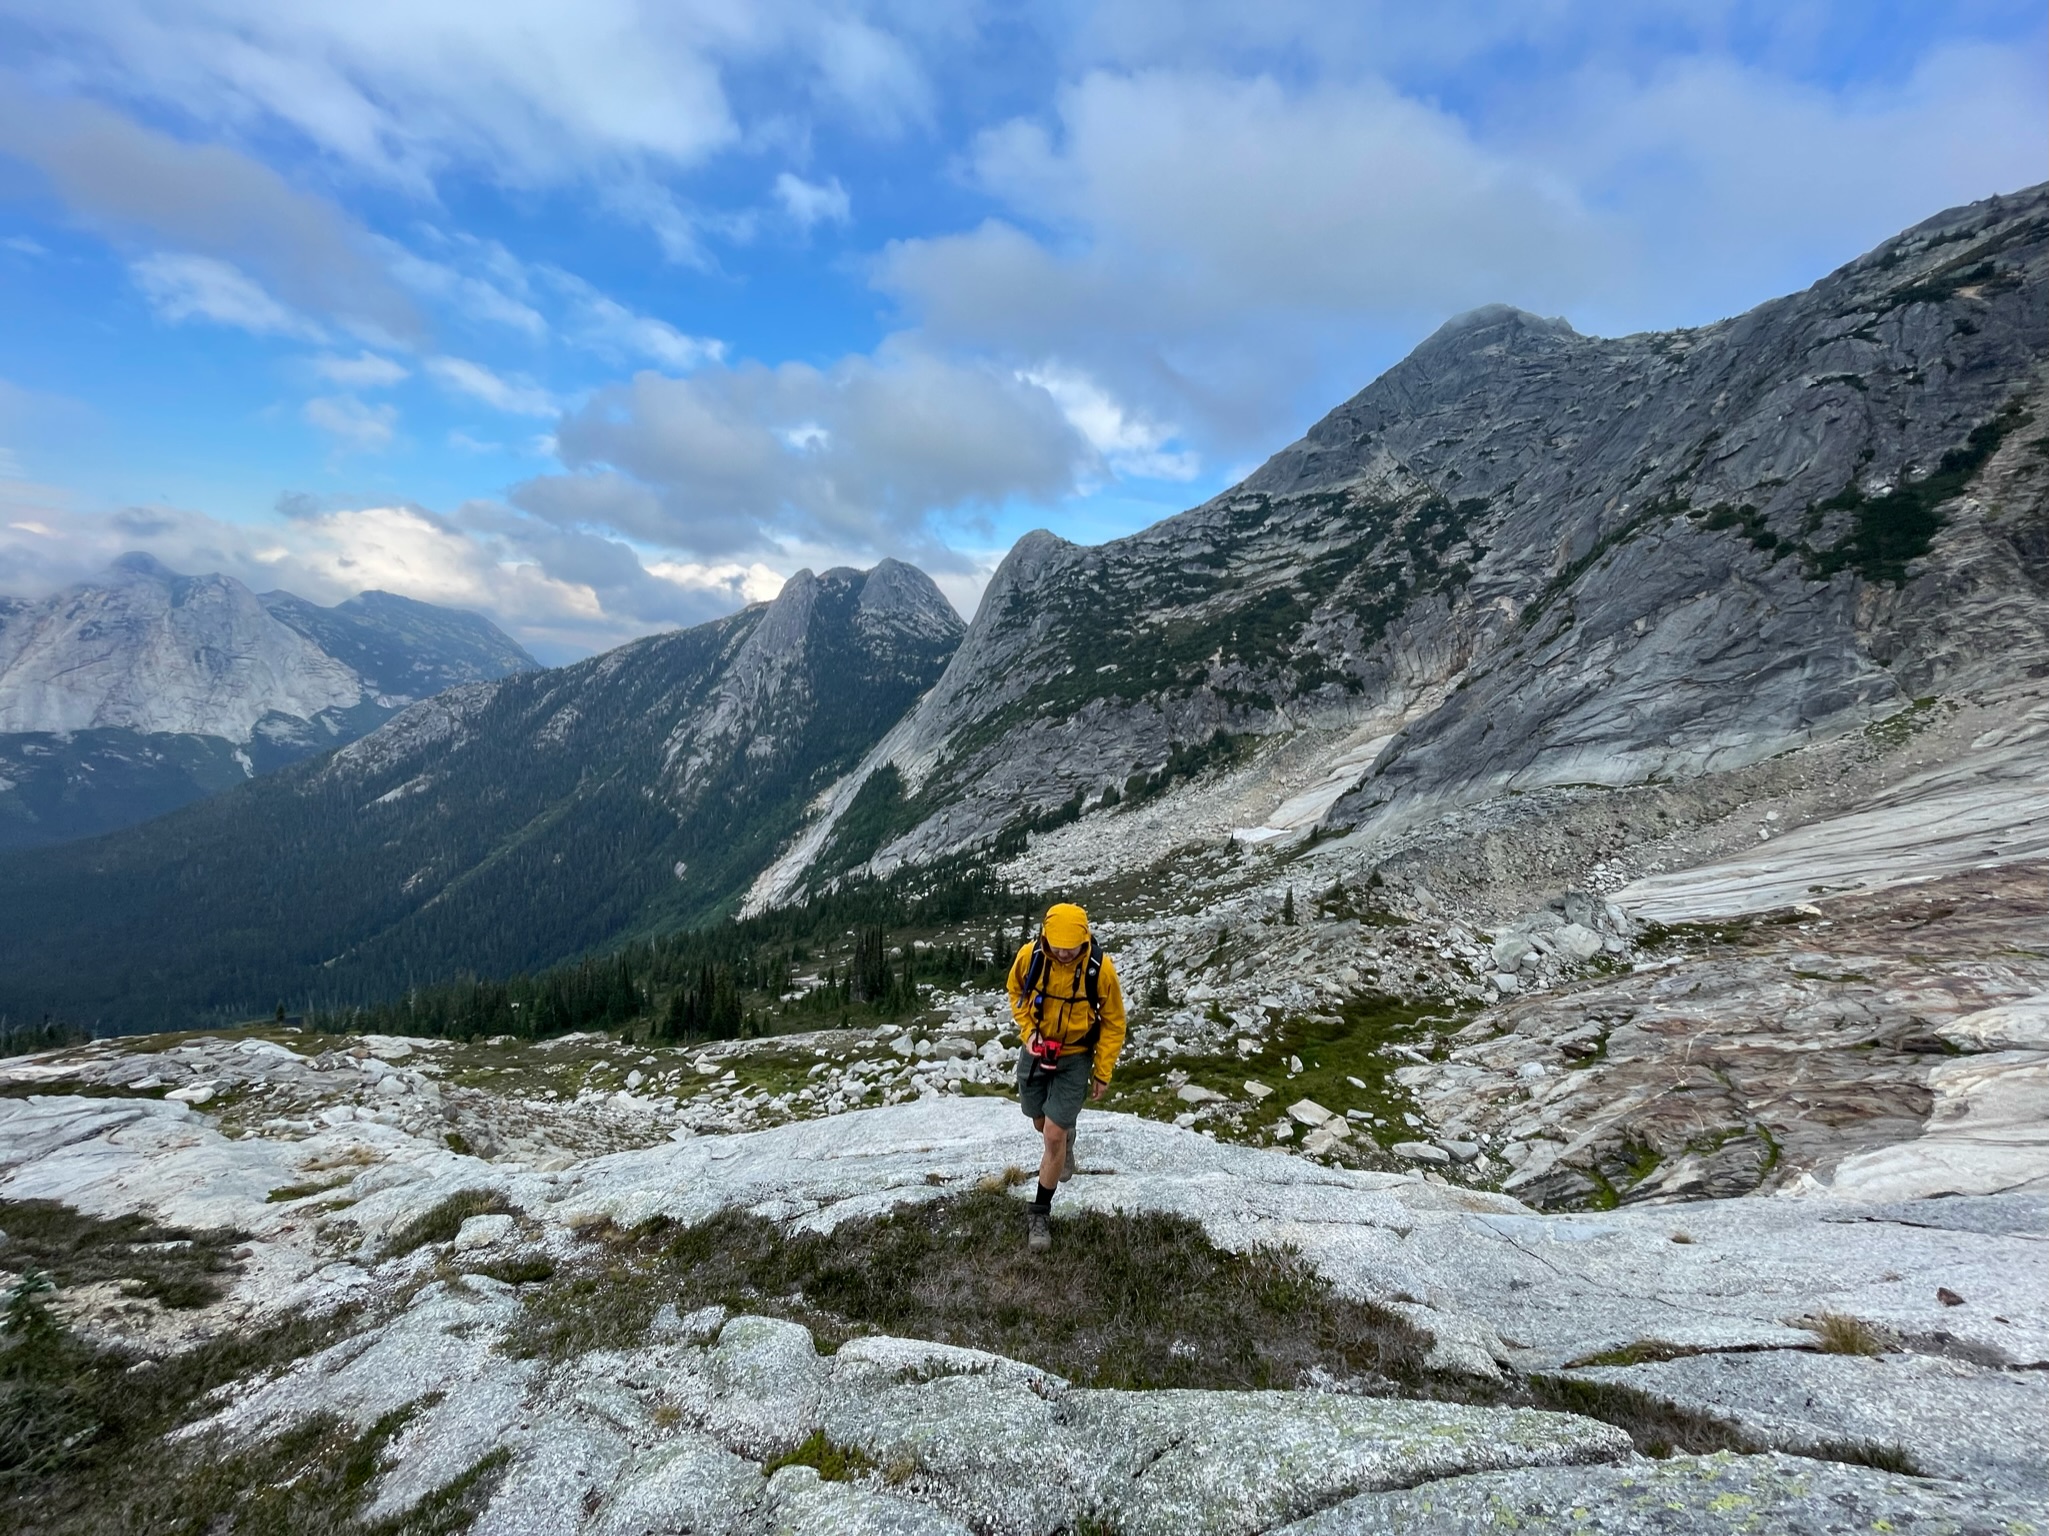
left=307, top=859, right=1040, bottom=1046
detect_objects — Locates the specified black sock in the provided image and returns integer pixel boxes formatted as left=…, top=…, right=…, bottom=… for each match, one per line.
left=1033, top=1182, right=1055, bottom=1212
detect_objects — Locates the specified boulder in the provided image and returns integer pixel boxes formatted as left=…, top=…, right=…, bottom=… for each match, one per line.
left=453, top=1214, right=513, bottom=1251
left=1552, top=924, right=1605, bottom=964
left=1393, top=1142, right=1451, bottom=1166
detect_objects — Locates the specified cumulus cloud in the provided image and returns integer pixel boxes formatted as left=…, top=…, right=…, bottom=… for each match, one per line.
left=774, top=172, right=851, bottom=231
left=424, top=357, right=555, bottom=417
left=1019, top=364, right=1198, bottom=482
left=877, top=69, right=1606, bottom=451
left=517, top=344, right=1087, bottom=558
left=0, top=86, right=420, bottom=341
left=382, top=243, right=548, bottom=336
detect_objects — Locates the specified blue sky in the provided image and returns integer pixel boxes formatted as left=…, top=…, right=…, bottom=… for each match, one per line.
left=0, top=2, right=2042, bottom=661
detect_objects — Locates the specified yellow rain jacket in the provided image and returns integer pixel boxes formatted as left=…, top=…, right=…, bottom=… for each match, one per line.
left=1007, top=941, right=1128, bottom=1084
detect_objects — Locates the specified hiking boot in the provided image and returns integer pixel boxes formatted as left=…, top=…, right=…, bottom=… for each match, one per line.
left=1027, top=1209, right=1051, bottom=1252
left=1059, top=1134, right=1077, bottom=1184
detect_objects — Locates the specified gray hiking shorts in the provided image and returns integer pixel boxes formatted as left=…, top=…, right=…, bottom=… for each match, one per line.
left=1017, top=1045, right=1092, bottom=1130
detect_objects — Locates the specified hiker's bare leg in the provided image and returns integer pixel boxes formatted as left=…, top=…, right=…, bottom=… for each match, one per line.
left=1034, top=1115, right=1067, bottom=1188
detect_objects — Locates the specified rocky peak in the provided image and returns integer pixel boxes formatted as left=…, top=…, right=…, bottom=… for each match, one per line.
left=751, top=184, right=2049, bottom=892
left=0, top=556, right=539, bottom=849
left=856, top=558, right=964, bottom=641
left=0, top=556, right=361, bottom=737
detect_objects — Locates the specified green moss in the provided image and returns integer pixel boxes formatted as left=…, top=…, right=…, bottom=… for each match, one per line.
left=763, top=1429, right=876, bottom=1482
left=1107, top=993, right=1462, bottom=1157
left=1864, top=694, right=1943, bottom=749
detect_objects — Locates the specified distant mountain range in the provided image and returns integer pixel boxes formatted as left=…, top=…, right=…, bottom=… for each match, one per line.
left=0, top=554, right=536, bottom=848
left=0, top=561, right=962, bottom=1025
left=0, top=183, right=2042, bottom=1031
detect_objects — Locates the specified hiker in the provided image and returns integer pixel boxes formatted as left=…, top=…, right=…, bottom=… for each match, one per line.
left=1009, top=902, right=1127, bottom=1251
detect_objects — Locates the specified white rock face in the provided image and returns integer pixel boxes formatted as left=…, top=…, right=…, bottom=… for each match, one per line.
left=0, top=1084, right=2041, bottom=1531
left=0, top=554, right=363, bottom=738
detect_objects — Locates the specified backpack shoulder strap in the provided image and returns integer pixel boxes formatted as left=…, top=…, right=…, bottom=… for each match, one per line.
left=1022, top=936, right=1050, bottom=1020
left=1079, top=939, right=1107, bottom=1041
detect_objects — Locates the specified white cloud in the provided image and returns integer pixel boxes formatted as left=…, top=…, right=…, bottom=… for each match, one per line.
left=425, top=356, right=555, bottom=417
left=543, top=267, right=725, bottom=371
left=0, top=492, right=769, bottom=661
left=132, top=252, right=329, bottom=340
left=645, top=556, right=785, bottom=605
left=0, top=89, right=420, bottom=341
left=1019, top=364, right=1198, bottom=481
left=302, top=393, right=397, bottom=451
left=519, top=342, right=1087, bottom=558
left=5, top=2, right=936, bottom=196
left=774, top=172, right=851, bottom=231
left=383, top=243, right=548, bottom=336
left=313, top=350, right=409, bottom=388
left=2, top=235, right=46, bottom=255
left=878, top=46, right=2045, bottom=456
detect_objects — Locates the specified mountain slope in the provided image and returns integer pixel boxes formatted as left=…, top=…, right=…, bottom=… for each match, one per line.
left=750, top=184, right=2049, bottom=904
left=0, top=561, right=963, bottom=1029
left=0, top=555, right=538, bottom=849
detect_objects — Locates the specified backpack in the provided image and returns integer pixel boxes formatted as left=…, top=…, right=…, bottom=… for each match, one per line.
left=1021, top=934, right=1105, bottom=1049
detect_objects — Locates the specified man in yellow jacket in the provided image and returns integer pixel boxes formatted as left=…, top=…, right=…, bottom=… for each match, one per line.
left=1008, top=902, right=1127, bottom=1251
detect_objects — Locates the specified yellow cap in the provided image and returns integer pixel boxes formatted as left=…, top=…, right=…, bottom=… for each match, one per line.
left=1042, top=902, right=1090, bottom=948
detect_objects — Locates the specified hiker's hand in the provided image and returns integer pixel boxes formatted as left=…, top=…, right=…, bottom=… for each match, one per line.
left=1091, top=1077, right=1106, bottom=1100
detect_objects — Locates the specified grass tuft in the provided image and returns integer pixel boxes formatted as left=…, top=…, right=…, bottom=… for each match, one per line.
left=380, top=1190, right=515, bottom=1260
left=265, top=1179, right=351, bottom=1205
left=1800, top=1439, right=1922, bottom=1477
left=1529, top=1375, right=1758, bottom=1459
left=1809, top=1313, right=1888, bottom=1356
left=1564, top=1339, right=1706, bottom=1369
left=468, top=1255, right=555, bottom=1286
